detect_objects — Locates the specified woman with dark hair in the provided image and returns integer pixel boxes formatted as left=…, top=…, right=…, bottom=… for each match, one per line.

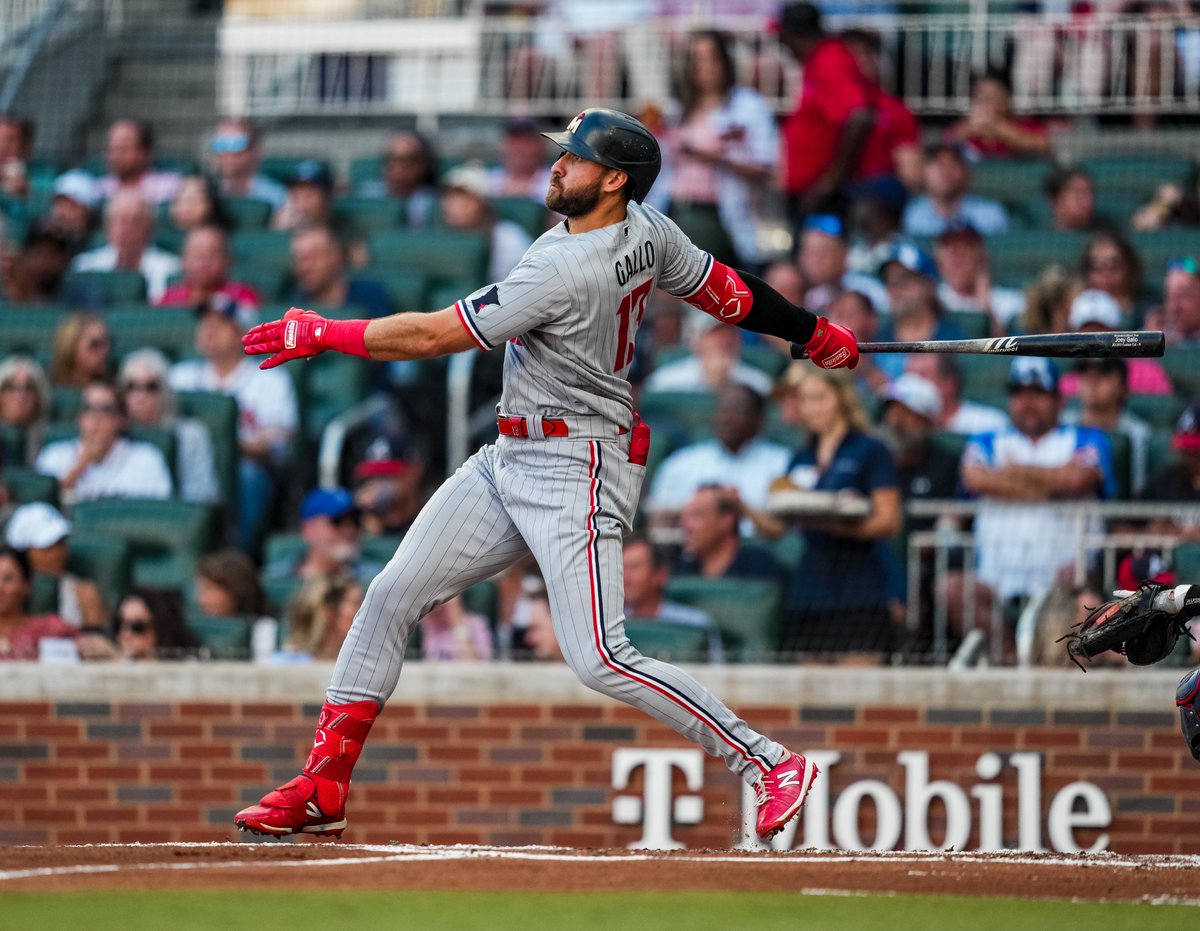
left=81, top=587, right=200, bottom=661
left=168, top=174, right=232, bottom=235
left=194, top=548, right=277, bottom=661
left=0, top=545, right=75, bottom=661
left=1078, top=229, right=1145, bottom=322
left=658, top=29, right=778, bottom=270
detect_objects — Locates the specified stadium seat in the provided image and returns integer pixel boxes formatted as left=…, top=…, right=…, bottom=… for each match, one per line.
left=186, top=611, right=252, bottom=660
left=943, top=309, right=990, bottom=340
left=298, top=352, right=373, bottom=441
left=361, top=535, right=402, bottom=565
left=361, top=268, right=429, bottom=312
left=955, top=353, right=1020, bottom=400
left=106, top=304, right=197, bottom=362
left=741, top=343, right=790, bottom=380
left=222, top=197, right=275, bottom=231
left=349, top=156, right=383, bottom=187
left=63, top=269, right=147, bottom=305
left=1144, top=427, right=1180, bottom=485
left=985, top=230, right=1088, bottom=287
left=333, top=197, right=405, bottom=237
left=231, top=263, right=292, bottom=302
left=3, top=467, right=58, bottom=505
left=969, top=158, right=1054, bottom=209
left=261, top=575, right=305, bottom=619
left=1174, top=541, right=1200, bottom=584
left=1080, top=154, right=1195, bottom=201
left=663, top=576, right=782, bottom=662
left=1161, top=346, right=1200, bottom=399
left=67, top=532, right=133, bottom=613
left=367, top=228, right=489, bottom=290
left=71, top=498, right=216, bottom=590
left=176, top=390, right=240, bottom=507
left=259, top=156, right=330, bottom=186
left=231, top=229, right=293, bottom=268
left=1131, top=229, right=1200, bottom=284
left=494, top=196, right=551, bottom=240
left=49, top=387, right=81, bottom=422
left=461, top=579, right=498, bottom=624
left=0, top=305, right=67, bottom=359
left=264, top=532, right=305, bottom=567
left=638, top=390, right=717, bottom=443
left=1104, top=430, right=1132, bottom=500
left=624, top=617, right=711, bottom=663
left=1126, top=394, right=1184, bottom=430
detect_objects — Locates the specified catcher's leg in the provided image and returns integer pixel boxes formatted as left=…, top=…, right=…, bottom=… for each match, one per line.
left=236, top=445, right=531, bottom=838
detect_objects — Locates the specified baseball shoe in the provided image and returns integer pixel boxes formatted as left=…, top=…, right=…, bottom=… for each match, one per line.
left=234, top=773, right=347, bottom=838
left=754, top=750, right=819, bottom=839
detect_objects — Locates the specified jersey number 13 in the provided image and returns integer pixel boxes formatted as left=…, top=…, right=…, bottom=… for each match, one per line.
left=613, top=278, right=654, bottom=372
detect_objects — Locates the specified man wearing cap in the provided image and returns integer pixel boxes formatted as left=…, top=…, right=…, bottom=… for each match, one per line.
left=902, top=142, right=1010, bottom=238
left=169, top=287, right=297, bottom=554
left=209, top=118, right=287, bottom=210
left=1063, top=355, right=1152, bottom=495
left=47, top=170, right=99, bottom=253
left=881, top=373, right=960, bottom=526
left=272, top=159, right=336, bottom=232
left=1062, top=288, right=1173, bottom=395
left=95, top=118, right=181, bottom=205
left=3, top=223, right=73, bottom=305
left=796, top=213, right=888, bottom=313
left=264, top=487, right=384, bottom=587
left=486, top=118, right=554, bottom=203
left=351, top=434, right=425, bottom=538
left=4, top=501, right=105, bottom=629
left=958, top=357, right=1115, bottom=658
left=934, top=222, right=1024, bottom=335
left=441, top=162, right=533, bottom=283
left=876, top=243, right=968, bottom=381
left=70, top=189, right=181, bottom=303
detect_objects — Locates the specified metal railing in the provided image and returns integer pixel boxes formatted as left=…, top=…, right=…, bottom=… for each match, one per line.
left=906, top=499, right=1200, bottom=668
left=217, top=5, right=1200, bottom=119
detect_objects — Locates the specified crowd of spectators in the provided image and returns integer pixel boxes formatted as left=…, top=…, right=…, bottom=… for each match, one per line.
left=1, top=1, right=1200, bottom=667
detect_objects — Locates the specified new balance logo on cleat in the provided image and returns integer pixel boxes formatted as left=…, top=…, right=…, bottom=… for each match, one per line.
left=774, top=769, right=802, bottom=789
left=754, top=751, right=820, bottom=839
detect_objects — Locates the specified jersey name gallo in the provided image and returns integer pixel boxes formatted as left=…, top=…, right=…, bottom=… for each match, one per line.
left=614, top=239, right=655, bottom=287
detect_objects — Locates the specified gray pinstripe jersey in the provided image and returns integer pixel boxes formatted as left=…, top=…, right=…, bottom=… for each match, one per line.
left=454, top=201, right=712, bottom=435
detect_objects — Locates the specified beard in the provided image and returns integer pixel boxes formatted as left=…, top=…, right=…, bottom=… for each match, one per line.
left=545, top=174, right=605, bottom=218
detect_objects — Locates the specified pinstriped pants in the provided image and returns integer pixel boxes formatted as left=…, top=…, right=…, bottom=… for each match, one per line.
left=328, top=436, right=784, bottom=783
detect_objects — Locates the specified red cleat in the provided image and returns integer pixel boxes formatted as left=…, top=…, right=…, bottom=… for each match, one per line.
left=754, top=750, right=820, bottom=839
left=235, top=773, right=347, bottom=838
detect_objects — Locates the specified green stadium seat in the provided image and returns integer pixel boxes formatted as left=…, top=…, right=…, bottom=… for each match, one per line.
left=176, top=390, right=240, bottom=507
left=231, top=229, right=293, bottom=268
left=3, top=467, right=58, bottom=506
left=106, top=304, right=197, bottom=362
left=1162, top=346, right=1200, bottom=400
left=985, top=230, right=1089, bottom=287
left=1080, top=154, right=1195, bottom=201
left=461, top=579, right=498, bottom=624
left=943, top=309, right=990, bottom=340
left=50, top=387, right=81, bottom=420
left=72, top=498, right=216, bottom=590
left=624, top=618, right=711, bottom=663
left=156, top=154, right=200, bottom=175
left=0, top=305, right=67, bottom=358
left=261, top=575, right=305, bottom=619
left=361, top=268, right=428, bottom=312
left=349, top=156, right=383, bottom=187
left=741, top=343, right=790, bottom=380
left=638, top=390, right=717, bottom=443
left=0, top=424, right=31, bottom=466
left=333, top=197, right=405, bottom=237
left=231, top=263, right=292, bottom=303
left=956, top=353, right=1020, bottom=400
left=663, top=576, right=782, bottom=662
left=969, top=158, right=1054, bottom=208
left=222, top=197, right=275, bottom=231
left=259, top=156, right=329, bottom=186
left=153, top=226, right=186, bottom=255
left=1104, top=430, right=1132, bottom=500
left=494, top=196, right=551, bottom=240
left=67, top=532, right=133, bottom=614
left=1131, top=230, right=1200, bottom=284
left=367, top=228, right=489, bottom=289
left=298, top=352, right=372, bottom=441
left=64, top=269, right=147, bottom=304
left=186, top=611, right=252, bottom=660
left=361, top=535, right=401, bottom=565
left=263, top=532, right=305, bottom=567
left=28, top=572, right=59, bottom=615
left=1126, top=393, right=1185, bottom=430
left=1174, top=541, right=1200, bottom=583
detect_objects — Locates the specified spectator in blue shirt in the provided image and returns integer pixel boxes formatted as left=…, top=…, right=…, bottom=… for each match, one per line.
left=290, top=224, right=392, bottom=318
left=902, top=142, right=1009, bottom=238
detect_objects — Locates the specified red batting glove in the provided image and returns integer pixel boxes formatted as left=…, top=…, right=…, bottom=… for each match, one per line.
left=242, top=308, right=370, bottom=370
left=803, top=316, right=859, bottom=370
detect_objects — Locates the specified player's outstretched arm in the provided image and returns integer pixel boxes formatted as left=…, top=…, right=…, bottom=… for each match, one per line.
left=242, top=307, right=479, bottom=369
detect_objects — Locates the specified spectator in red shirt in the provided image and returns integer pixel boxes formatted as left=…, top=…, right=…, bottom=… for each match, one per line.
left=943, top=71, right=1051, bottom=160
left=0, top=546, right=75, bottom=662
left=157, top=225, right=260, bottom=314
left=777, top=2, right=877, bottom=223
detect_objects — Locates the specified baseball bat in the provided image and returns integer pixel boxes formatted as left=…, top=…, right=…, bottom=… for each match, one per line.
left=792, top=330, right=1165, bottom=360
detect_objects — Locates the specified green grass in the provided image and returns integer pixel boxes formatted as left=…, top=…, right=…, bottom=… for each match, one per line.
left=0, top=890, right=1190, bottom=931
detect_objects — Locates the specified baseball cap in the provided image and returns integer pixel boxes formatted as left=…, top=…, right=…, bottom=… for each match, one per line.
left=52, top=170, right=99, bottom=209
left=505, top=116, right=543, bottom=137
left=925, top=140, right=971, bottom=163
left=883, top=373, right=942, bottom=422
left=879, top=242, right=938, bottom=281
left=1067, top=288, right=1123, bottom=331
left=6, top=502, right=71, bottom=550
left=300, top=486, right=356, bottom=522
left=1007, top=356, right=1059, bottom=394
left=355, top=435, right=418, bottom=480
left=196, top=291, right=257, bottom=333
left=1172, top=404, right=1200, bottom=453
left=442, top=161, right=491, bottom=201
left=1073, top=355, right=1127, bottom=380
left=287, top=159, right=333, bottom=193
left=802, top=213, right=844, bottom=239
left=936, top=221, right=983, bottom=247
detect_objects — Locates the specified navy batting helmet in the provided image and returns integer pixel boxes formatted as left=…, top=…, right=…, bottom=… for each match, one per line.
left=542, top=108, right=661, bottom=203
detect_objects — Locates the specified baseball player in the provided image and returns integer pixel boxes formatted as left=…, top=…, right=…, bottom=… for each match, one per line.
left=234, top=108, right=858, bottom=841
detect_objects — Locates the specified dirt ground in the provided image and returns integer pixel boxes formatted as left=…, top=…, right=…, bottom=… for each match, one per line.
left=1, top=842, right=1197, bottom=904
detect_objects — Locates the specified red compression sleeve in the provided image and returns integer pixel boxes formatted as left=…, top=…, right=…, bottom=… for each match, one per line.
left=322, top=318, right=371, bottom=358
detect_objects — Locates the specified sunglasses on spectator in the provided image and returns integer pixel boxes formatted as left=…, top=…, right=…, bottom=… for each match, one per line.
left=1087, top=256, right=1123, bottom=272
left=118, top=620, right=152, bottom=635
left=1, top=381, right=35, bottom=393
left=82, top=402, right=119, bottom=416
left=123, top=379, right=161, bottom=393
left=211, top=132, right=250, bottom=154
left=85, top=337, right=110, bottom=350
left=1167, top=256, right=1199, bottom=275
left=387, top=153, right=424, bottom=164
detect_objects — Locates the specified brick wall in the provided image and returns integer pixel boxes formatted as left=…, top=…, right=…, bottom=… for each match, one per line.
left=4, top=664, right=1199, bottom=852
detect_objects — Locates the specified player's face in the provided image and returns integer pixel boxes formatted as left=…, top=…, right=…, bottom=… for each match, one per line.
left=545, top=152, right=612, bottom=217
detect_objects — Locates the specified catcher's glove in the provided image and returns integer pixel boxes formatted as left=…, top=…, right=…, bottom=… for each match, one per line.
left=1061, top=581, right=1197, bottom=670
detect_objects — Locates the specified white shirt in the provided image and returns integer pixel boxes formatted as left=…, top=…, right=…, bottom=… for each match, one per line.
left=946, top=400, right=1009, bottom=437
left=647, top=437, right=791, bottom=511
left=169, top=358, right=297, bottom=463
left=70, top=244, right=181, bottom=303
left=36, top=437, right=173, bottom=502
left=937, top=282, right=1026, bottom=330
left=642, top=357, right=773, bottom=397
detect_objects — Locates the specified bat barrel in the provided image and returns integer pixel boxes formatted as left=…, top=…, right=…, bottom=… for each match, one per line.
left=791, top=331, right=1166, bottom=359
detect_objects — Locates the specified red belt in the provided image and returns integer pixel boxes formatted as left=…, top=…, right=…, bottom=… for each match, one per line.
left=497, top=415, right=570, bottom=438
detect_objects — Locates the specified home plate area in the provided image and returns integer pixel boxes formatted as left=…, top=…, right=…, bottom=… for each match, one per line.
left=0, top=843, right=1197, bottom=903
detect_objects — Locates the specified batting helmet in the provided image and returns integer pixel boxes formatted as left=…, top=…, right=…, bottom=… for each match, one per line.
left=542, top=108, right=661, bottom=203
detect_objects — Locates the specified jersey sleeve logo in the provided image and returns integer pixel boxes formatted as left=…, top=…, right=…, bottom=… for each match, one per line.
left=470, top=285, right=500, bottom=315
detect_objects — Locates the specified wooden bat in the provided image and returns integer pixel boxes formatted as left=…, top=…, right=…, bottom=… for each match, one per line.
left=792, top=330, right=1165, bottom=360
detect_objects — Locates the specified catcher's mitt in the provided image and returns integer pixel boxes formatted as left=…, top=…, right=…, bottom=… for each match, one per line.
left=1061, top=581, right=1193, bottom=670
